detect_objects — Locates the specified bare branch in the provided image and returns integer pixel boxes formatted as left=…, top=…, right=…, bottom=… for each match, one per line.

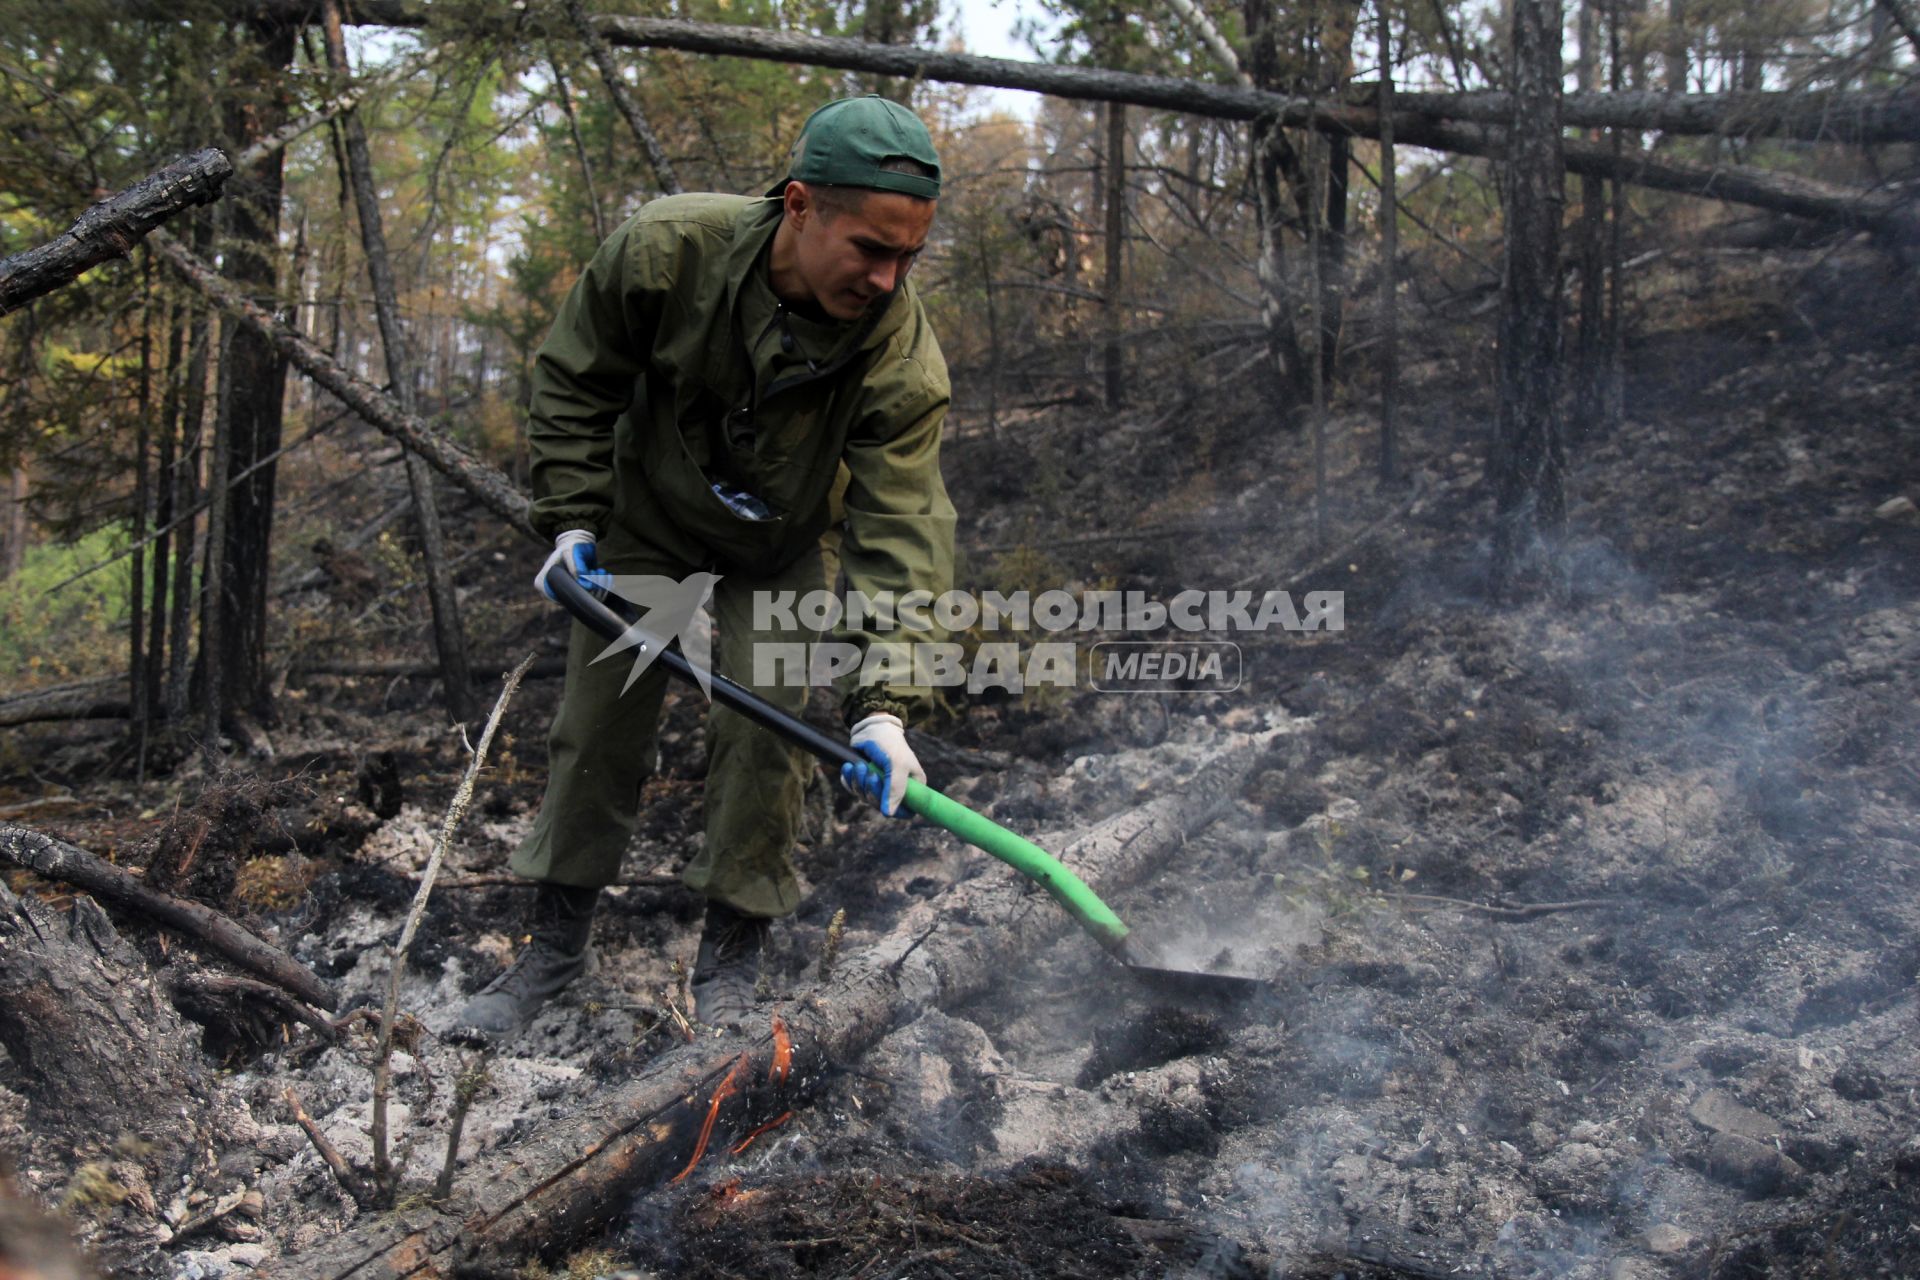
left=0, top=149, right=230, bottom=315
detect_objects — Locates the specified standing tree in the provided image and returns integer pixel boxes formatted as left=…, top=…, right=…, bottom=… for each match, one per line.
left=1490, top=0, right=1567, bottom=595
left=208, top=13, right=297, bottom=726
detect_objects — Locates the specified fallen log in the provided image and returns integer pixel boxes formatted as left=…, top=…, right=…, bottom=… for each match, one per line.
left=0, top=148, right=231, bottom=315
left=336, top=8, right=1920, bottom=236
left=0, top=656, right=562, bottom=726
left=0, top=824, right=339, bottom=1012
left=0, top=677, right=127, bottom=728
left=276, top=735, right=1264, bottom=1278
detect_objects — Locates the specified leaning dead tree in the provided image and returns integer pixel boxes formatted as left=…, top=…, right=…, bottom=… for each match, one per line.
left=320, top=0, right=474, bottom=724
left=562, top=0, right=683, bottom=195
left=279, top=739, right=1263, bottom=1278
left=147, top=227, right=536, bottom=538
left=0, top=148, right=231, bottom=315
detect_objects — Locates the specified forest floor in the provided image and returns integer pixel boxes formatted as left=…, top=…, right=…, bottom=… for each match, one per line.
left=3, top=234, right=1919, bottom=1280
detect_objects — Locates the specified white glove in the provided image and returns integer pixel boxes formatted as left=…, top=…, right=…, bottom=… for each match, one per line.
left=535, top=529, right=599, bottom=601
left=840, top=713, right=925, bottom=818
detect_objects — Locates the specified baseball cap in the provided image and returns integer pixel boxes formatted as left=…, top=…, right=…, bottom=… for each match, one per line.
left=770, top=94, right=942, bottom=200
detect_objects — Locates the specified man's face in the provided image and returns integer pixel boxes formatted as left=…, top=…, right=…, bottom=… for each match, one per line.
left=786, top=184, right=936, bottom=321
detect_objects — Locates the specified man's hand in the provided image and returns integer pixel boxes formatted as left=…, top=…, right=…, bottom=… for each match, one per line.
left=840, top=713, right=925, bottom=818
left=535, top=529, right=600, bottom=600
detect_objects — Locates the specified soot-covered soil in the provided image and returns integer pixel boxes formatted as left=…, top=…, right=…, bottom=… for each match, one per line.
left=1, top=242, right=1916, bottom=1279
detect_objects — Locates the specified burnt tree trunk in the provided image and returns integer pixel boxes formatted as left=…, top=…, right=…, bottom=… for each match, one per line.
left=212, top=16, right=296, bottom=725
left=1376, top=0, right=1400, bottom=484
left=1317, top=0, right=1357, bottom=390
left=199, top=318, right=235, bottom=752
left=1103, top=98, right=1126, bottom=410
left=167, top=230, right=213, bottom=722
left=130, top=260, right=152, bottom=764
left=1573, top=0, right=1610, bottom=440
left=1245, top=0, right=1313, bottom=414
left=147, top=301, right=185, bottom=724
left=276, top=741, right=1262, bottom=1279
left=1490, top=0, right=1567, bottom=596
left=321, top=0, right=474, bottom=726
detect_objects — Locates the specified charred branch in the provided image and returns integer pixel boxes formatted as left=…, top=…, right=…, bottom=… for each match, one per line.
left=0, top=149, right=231, bottom=315
left=0, top=824, right=339, bottom=1012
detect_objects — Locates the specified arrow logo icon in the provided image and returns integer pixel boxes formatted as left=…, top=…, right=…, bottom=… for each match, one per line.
left=587, top=572, right=723, bottom=699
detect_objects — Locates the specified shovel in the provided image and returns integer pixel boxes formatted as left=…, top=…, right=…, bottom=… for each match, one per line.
left=547, top=570, right=1267, bottom=1003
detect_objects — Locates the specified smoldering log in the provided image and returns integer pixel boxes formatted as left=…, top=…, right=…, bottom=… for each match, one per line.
left=0, top=825, right=339, bottom=1012
left=275, top=738, right=1263, bottom=1279
left=0, top=148, right=231, bottom=315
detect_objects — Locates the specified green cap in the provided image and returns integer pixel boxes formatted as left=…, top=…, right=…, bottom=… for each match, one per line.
left=773, top=94, right=941, bottom=201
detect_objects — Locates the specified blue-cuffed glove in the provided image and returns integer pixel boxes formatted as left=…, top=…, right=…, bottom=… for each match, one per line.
left=839, top=713, right=925, bottom=818
left=535, top=529, right=601, bottom=600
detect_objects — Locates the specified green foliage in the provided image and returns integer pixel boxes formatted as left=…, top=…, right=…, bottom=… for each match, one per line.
left=0, top=527, right=138, bottom=685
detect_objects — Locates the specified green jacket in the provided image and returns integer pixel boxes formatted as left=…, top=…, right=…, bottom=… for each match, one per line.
left=525, top=193, right=956, bottom=721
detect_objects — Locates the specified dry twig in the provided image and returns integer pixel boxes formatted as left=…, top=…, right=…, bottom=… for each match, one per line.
left=370, top=655, right=536, bottom=1198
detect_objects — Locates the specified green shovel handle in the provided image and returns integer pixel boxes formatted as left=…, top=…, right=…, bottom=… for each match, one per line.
left=898, top=776, right=1131, bottom=952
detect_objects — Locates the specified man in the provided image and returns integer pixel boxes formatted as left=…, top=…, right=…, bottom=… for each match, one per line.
left=452, top=95, right=955, bottom=1043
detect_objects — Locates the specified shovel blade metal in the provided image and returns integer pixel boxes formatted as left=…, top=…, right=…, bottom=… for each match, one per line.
left=1121, top=962, right=1271, bottom=1004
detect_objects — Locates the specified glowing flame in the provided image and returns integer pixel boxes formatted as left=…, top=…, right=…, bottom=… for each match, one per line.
left=769, top=1013, right=792, bottom=1086
left=729, top=1110, right=793, bottom=1156
left=670, top=1052, right=750, bottom=1185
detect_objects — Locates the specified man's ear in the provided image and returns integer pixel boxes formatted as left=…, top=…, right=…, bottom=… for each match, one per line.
left=783, top=181, right=813, bottom=228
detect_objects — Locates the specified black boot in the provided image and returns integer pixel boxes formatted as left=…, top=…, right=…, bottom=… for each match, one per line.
left=450, top=882, right=599, bottom=1045
left=689, top=901, right=770, bottom=1030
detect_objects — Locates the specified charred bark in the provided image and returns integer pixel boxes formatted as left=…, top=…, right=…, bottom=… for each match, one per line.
left=1490, top=0, right=1568, bottom=595
left=0, top=149, right=230, bottom=315
left=0, top=825, right=339, bottom=1012
left=212, top=16, right=297, bottom=725
left=275, top=740, right=1261, bottom=1278
left=1376, top=0, right=1400, bottom=484
left=0, top=878, right=210, bottom=1153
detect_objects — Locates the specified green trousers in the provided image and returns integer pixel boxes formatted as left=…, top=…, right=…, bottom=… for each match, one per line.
left=511, top=536, right=831, bottom=919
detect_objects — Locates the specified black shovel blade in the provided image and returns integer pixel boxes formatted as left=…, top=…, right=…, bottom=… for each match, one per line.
left=1121, top=962, right=1271, bottom=1004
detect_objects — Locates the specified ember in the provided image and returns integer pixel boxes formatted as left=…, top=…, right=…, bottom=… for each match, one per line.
left=768, top=1012, right=792, bottom=1085
left=729, top=1111, right=793, bottom=1156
